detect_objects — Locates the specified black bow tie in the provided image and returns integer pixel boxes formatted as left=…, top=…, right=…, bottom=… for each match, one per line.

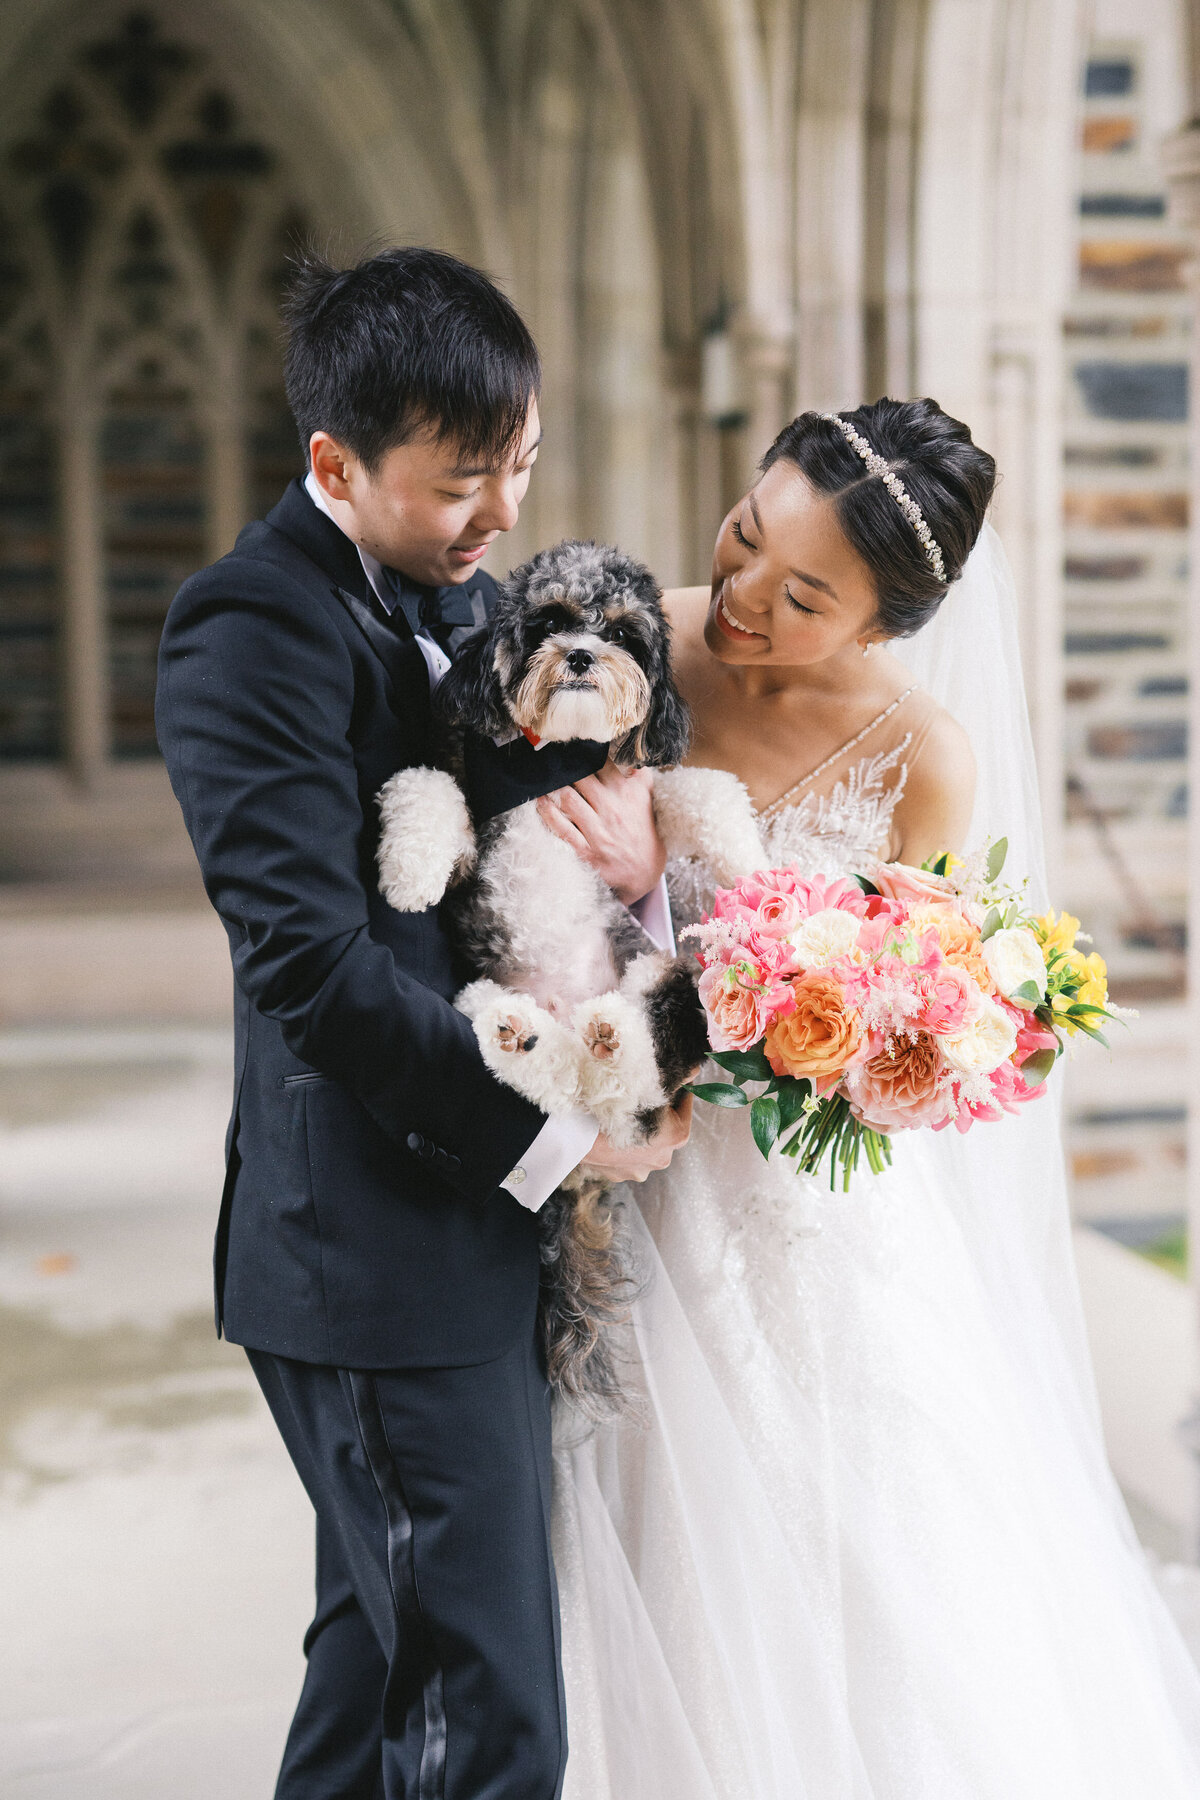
left=380, top=568, right=487, bottom=655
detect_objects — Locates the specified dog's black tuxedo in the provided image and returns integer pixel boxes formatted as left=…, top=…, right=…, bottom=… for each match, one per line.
left=156, top=478, right=569, bottom=1800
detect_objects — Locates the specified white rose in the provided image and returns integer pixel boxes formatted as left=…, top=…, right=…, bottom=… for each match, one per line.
left=788, top=908, right=862, bottom=968
left=940, top=999, right=1018, bottom=1077
left=981, top=927, right=1047, bottom=1008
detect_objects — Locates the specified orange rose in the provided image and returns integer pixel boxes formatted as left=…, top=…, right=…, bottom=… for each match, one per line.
left=765, top=972, right=861, bottom=1086
left=845, top=1032, right=953, bottom=1133
left=908, top=903, right=996, bottom=996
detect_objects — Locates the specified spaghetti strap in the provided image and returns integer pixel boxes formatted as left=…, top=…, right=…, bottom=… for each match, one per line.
left=756, top=686, right=916, bottom=822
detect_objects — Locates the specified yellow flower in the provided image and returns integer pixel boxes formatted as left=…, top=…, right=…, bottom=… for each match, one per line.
left=1051, top=950, right=1109, bottom=1034
left=1033, top=910, right=1080, bottom=956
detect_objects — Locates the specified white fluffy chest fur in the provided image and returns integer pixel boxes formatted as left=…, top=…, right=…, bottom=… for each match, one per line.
left=477, top=802, right=621, bottom=1012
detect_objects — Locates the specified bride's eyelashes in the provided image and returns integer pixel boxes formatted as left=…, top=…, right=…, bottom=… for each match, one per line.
left=784, top=586, right=819, bottom=617
left=731, top=516, right=755, bottom=550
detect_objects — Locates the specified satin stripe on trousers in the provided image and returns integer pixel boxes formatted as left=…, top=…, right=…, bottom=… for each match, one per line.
left=248, top=1326, right=567, bottom=1800
left=347, top=1370, right=447, bottom=1800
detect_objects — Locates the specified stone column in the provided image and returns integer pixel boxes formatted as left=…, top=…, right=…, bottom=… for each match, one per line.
left=58, top=400, right=109, bottom=787
left=205, top=342, right=250, bottom=566
left=1163, top=117, right=1200, bottom=1547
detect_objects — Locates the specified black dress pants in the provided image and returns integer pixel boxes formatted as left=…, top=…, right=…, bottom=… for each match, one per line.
left=248, top=1324, right=567, bottom=1800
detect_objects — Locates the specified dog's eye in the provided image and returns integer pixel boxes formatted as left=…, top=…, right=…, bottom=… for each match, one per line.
left=536, top=606, right=575, bottom=637
left=608, top=626, right=628, bottom=645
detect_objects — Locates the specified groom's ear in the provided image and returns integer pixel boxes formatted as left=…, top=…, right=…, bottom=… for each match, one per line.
left=436, top=627, right=510, bottom=735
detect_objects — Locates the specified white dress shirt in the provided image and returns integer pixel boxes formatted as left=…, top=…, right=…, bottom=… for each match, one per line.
left=302, top=472, right=673, bottom=1209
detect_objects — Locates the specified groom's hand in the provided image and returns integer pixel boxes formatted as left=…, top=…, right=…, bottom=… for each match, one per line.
left=536, top=762, right=666, bottom=905
left=579, top=1091, right=693, bottom=1184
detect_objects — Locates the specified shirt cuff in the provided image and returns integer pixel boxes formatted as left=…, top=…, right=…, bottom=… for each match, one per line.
left=630, top=874, right=675, bottom=954
left=500, top=1108, right=597, bottom=1212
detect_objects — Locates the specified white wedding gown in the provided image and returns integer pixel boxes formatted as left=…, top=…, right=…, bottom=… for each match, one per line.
left=551, top=733, right=1200, bottom=1800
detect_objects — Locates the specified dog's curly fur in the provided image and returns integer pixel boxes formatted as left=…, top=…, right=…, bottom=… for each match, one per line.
left=376, top=540, right=709, bottom=1416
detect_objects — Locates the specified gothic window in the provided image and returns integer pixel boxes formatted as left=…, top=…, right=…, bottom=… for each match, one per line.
left=0, top=10, right=309, bottom=769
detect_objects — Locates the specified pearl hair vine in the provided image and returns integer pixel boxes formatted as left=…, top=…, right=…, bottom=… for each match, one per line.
left=820, top=412, right=947, bottom=586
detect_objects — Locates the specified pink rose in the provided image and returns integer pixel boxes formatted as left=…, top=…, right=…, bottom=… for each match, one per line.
left=868, top=861, right=960, bottom=908
left=845, top=1032, right=955, bottom=1133
left=751, top=889, right=806, bottom=939
left=699, top=962, right=769, bottom=1053
left=914, top=962, right=984, bottom=1037
left=712, top=869, right=801, bottom=922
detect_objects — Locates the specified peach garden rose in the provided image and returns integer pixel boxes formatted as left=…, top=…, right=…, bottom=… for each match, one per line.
left=698, top=962, right=769, bottom=1054
left=765, top=972, right=862, bottom=1089
left=845, top=1032, right=952, bottom=1133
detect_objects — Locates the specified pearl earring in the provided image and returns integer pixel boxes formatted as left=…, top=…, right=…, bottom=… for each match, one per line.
left=861, top=642, right=872, bottom=658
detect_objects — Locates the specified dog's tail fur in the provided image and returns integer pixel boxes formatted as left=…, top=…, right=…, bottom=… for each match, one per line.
left=538, top=1180, right=641, bottom=1421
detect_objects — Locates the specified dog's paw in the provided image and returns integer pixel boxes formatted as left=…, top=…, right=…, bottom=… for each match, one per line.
left=496, top=1012, right=541, bottom=1055
left=572, top=992, right=665, bottom=1144
left=652, top=765, right=764, bottom=887
left=458, top=982, right=587, bottom=1114
left=377, top=767, right=475, bottom=912
left=581, top=1016, right=621, bottom=1062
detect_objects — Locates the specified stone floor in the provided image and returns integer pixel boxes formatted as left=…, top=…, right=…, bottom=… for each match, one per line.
left=2, top=1024, right=1199, bottom=1796
left=0, top=1029, right=311, bottom=1799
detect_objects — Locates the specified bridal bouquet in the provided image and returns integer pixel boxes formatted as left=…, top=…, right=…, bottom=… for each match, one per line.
left=684, top=841, right=1119, bottom=1189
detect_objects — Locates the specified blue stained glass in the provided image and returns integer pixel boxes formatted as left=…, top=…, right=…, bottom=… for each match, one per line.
left=1085, top=59, right=1135, bottom=97
left=1075, top=361, right=1188, bottom=422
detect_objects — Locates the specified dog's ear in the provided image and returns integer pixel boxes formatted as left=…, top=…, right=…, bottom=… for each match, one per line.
left=435, top=627, right=508, bottom=735
left=614, top=671, right=692, bottom=769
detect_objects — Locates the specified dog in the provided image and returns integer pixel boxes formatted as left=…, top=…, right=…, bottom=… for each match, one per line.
left=375, top=540, right=711, bottom=1414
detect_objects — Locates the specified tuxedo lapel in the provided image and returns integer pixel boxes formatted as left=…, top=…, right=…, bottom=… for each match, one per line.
left=265, top=479, right=427, bottom=697
left=266, top=478, right=371, bottom=599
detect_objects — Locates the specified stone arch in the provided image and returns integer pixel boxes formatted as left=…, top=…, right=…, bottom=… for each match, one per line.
left=0, top=0, right=496, bottom=779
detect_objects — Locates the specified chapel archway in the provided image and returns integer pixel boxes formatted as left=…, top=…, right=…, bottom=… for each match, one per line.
left=0, top=8, right=311, bottom=776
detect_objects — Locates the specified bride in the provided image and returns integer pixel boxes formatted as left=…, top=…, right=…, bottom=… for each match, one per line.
left=541, top=399, right=1200, bottom=1797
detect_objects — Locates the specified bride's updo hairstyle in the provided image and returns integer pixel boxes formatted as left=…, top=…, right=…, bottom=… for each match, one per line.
left=760, top=397, right=997, bottom=638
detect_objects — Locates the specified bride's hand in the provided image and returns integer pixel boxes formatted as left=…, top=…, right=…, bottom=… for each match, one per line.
left=579, top=1091, right=693, bottom=1184
left=536, top=762, right=666, bottom=905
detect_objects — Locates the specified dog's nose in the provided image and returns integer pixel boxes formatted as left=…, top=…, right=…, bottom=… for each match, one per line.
left=565, top=648, right=594, bottom=674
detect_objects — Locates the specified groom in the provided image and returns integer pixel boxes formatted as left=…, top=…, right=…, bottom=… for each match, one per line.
left=156, top=247, right=687, bottom=1800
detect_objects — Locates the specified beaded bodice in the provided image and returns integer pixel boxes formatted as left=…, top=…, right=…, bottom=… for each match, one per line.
left=666, top=738, right=911, bottom=927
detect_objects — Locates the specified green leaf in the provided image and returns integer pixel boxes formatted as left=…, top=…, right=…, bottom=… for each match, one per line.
left=985, top=837, right=1009, bottom=883
left=1009, top=979, right=1043, bottom=1007
left=750, top=1093, right=781, bottom=1160
left=688, top=1082, right=750, bottom=1107
left=931, top=852, right=952, bottom=877
left=1071, top=1019, right=1110, bottom=1049
left=853, top=873, right=881, bottom=897
left=1018, top=1047, right=1057, bottom=1086
left=709, top=1046, right=773, bottom=1081
left=980, top=906, right=1002, bottom=942
left=1064, top=1001, right=1110, bottom=1019
left=776, top=1079, right=815, bottom=1132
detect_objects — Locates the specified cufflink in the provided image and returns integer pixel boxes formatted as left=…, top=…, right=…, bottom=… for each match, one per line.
left=507, top=1166, right=527, bottom=1185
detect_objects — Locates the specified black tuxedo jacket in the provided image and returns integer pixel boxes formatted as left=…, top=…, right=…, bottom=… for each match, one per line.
left=157, top=479, right=553, bottom=1368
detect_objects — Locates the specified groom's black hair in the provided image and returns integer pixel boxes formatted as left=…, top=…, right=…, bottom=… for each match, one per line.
left=282, top=245, right=541, bottom=475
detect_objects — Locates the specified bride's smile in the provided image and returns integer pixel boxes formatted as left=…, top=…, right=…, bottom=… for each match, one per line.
left=704, top=459, right=884, bottom=673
